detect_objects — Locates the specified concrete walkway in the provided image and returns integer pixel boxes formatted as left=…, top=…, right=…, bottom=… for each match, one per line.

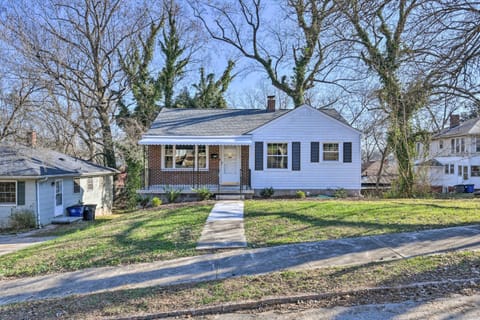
left=1, top=225, right=480, bottom=306
left=196, top=201, right=247, bottom=250
left=0, top=227, right=57, bottom=257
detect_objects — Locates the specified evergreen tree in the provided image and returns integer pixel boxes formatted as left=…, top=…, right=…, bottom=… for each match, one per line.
left=191, top=60, right=235, bottom=109
left=159, top=0, right=189, bottom=109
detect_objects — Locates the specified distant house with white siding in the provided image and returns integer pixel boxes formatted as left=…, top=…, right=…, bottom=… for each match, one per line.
left=416, top=115, right=480, bottom=192
left=138, top=98, right=362, bottom=198
left=0, top=144, right=117, bottom=228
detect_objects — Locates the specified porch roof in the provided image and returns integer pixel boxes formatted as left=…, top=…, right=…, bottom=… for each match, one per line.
left=138, top=135, right=252, bottom=145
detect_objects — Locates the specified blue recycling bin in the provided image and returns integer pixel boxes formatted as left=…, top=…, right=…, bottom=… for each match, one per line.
left=464, top=184, right=475, bottom=193
left=66, top=205, right=84, bottom=217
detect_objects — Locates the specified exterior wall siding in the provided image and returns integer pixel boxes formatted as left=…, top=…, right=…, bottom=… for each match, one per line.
left=249, top=106, right=361, bottom=192
left=0, top=180, right=37, bottom=228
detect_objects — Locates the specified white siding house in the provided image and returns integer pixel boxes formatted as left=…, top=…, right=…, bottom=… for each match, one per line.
left=0, top=145, right=117, bottom=228
left=139, top=102, right=362, bottom=197
left=249, top=105, right=361, bottom=192
left=416, top=115, right=480, bottom=192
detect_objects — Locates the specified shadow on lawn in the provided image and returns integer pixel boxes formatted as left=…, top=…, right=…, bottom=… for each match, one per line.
left=245, top=201, right=480, bottom=247
left=1, top=235, right=480, bottom=318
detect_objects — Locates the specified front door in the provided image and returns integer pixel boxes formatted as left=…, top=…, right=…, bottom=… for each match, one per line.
left=220, top=146, right=240, bottom=185
left=54, top=179, right=63, bottom=216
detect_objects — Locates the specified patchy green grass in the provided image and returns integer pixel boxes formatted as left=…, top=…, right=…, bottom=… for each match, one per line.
left=1, top=251, right=479, bottom=319
left=0, top=205, right=211, bottom=279
left=244, top=199, right=480, bottom=247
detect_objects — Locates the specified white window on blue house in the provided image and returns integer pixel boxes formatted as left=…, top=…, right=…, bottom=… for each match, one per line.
left=267, top=143, right=288, bottom=169
left=471, top=166, right=480, bottom=177
left=163, top=145, right=208, bottom=170
left=476, top=137, right=480, bottom=153
left=0, top=181, right=16, bottom=205
left=323, top=143, right=339, bottom=161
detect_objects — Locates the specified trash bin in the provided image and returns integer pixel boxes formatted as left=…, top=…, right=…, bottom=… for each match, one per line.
left=66, top=205, right=84, bottom=217
left=454, top=184, right=465, bottom=193
left=83, top=204, right=97, bottom=221
left=464, top=184, right=475, bottom=193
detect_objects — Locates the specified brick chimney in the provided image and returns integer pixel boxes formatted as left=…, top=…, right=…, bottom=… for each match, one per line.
left=449, top=114, right=460, bottom=128
left=267, top=95, right=276, bottom=112
left=28, top=130, right=37, bottom=148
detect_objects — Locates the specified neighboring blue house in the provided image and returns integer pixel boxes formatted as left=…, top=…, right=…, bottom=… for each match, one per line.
left=0, top=144, right=117, bottom=228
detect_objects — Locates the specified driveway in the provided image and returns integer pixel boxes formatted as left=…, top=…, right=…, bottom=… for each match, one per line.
left=0, top=228, right=57, bottom=257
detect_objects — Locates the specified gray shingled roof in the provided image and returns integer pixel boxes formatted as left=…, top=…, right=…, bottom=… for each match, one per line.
left=0, top=144, right=117, bottom=177
left=433, top=117, right=480, bottom=139
left=145, top=107, right=350, bottom=136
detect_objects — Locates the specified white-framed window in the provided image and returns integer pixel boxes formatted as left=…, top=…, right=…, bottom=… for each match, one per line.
left=450, top=164, right=454, bottom=174
left=463, top=166, right=469, bottom=180
left=476, top=136, right=480, bottom=153
left=0, top=181, right=16, bottom=205
left=267, top=143, right=288, bottom=169
left=445, top=164, right=449, bottom=174
left=323, top=143, right=339, bottom=161
left=453, top=137, right=466, bottom=153
left=439, top=140, right=443, bottom=149
left=73, top=178, right=81, bottom=193
left=471, top=166, right=480, bottom=177
left=162, top=145, right=208, bottom=170
left=458, top=165, right=462, bottom=177
left=87, top=177, right=94, bottom=191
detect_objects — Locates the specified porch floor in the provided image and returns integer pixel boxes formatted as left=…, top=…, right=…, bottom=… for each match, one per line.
left=138, top=184, right=253, bottom=195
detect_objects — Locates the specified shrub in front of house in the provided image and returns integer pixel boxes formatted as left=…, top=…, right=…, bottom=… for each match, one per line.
left=151, top=197, right=162, bottom=207
left=334, top=188, right=348, bottom=198
left=9, top=209, right=36, bottom=230
left=193, top=187, right=212, bottom=201
left=163, top=185, right=183, bottom=203
left=260, top=187, right=275, bottom=198
left=296, top=190, right=306, bottom=199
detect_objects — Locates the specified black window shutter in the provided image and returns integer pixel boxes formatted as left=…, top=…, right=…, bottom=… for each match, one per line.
left=343, top=142, right=352, bottom=163
left=292, top=142, right=301, bottom=171
left=17, top=181, right=26, bottom=206
left=311, top=142, right=319, bottom=162
left=254, top=142, right=264, bottom=170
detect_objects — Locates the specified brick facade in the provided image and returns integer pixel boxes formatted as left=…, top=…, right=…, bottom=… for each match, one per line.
left=146, top=145, right=250, bottom=188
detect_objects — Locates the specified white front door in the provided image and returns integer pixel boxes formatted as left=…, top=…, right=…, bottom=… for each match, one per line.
left=220, top=146, right=240, bottom=185
left=54, top=179, right=63, bottom=216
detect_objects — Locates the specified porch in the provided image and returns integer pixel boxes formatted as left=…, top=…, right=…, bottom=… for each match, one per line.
left=138, top=144, right=253, bottom=198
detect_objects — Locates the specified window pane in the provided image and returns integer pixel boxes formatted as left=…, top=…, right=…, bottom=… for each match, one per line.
left=0, top=182, right=16, bottom=204
left=463, top=166, right=469, bottom=180
left=175, top=145, right=195, bottom=168
left=323, top=143, right=339, bottom=161
left=197, top=145, right=207, bottom=169
left=472, top=166, right=480, bottom=177
left=267, top=143, right=288, bottom=169
left=476, top=137, right=480, bottom=152
left=74, top=178, right=81, bottom=193
left=164, top=145, right=174, bottom=168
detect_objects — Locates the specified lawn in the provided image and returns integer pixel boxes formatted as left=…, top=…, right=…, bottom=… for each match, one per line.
left=244, top=199, right=480, bottom=247
left=0, top=204, right=212, bottom=279
left=1, top=250, right=479, bottom=319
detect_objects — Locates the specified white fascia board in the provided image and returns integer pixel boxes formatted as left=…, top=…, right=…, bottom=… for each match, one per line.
left=139, top=135, right=252, bottom=145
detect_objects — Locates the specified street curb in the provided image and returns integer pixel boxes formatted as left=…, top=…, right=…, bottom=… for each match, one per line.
left=116, top=277, right=480, bottom=319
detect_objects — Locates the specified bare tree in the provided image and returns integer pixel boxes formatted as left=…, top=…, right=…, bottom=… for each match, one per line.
left=0, top=0, right=149, bottom=167
left=191, top=0, right=351, bottom=107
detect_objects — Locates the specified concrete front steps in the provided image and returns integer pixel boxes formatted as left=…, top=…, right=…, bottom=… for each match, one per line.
left=215, top=185, right=253, bottom=200
left=51, top=216, right=82, bottom=224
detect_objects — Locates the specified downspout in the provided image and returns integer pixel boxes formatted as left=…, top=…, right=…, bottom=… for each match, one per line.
left=36, top=177, right=48, bottom=228
left=36, top=180, right=41, bottom=228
